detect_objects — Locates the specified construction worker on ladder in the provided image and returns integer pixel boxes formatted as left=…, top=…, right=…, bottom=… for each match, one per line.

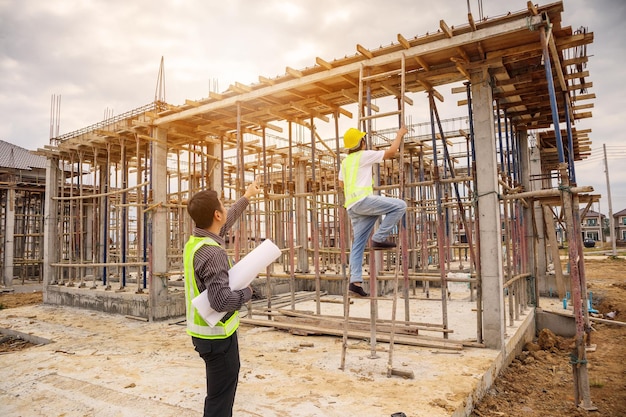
left=338, top=126, right=408, bottom=297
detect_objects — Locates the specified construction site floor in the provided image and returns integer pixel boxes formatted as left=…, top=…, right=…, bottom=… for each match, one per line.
left=0, top=285, right=533, bottom=417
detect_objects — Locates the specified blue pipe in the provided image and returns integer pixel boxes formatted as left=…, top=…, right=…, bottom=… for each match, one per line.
left=506, top=110, right=518, bottom=184
left=496, top=100, right=504, bottom=173
left=504, top=109, right=512, bottom=178
left=563, top=92, right=577, bottom=183
left=430, top=95, right=439, bottom=169
left=466, top=83, right=476, bottom=164
left=541, top=27, right=565, bottom=164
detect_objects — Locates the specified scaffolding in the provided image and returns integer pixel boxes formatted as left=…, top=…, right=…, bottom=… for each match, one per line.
left=0, top=142, right=47, bottom=286
left=35, top=1, right=597, bottom=408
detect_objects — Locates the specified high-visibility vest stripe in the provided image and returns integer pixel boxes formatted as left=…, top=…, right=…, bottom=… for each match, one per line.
left=183, top=236, right=239, bottom=339
left=342, top=152, right=373, bottom=208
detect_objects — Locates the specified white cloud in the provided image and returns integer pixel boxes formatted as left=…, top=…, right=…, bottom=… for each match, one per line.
left=0, top=0, right=624, bottom=210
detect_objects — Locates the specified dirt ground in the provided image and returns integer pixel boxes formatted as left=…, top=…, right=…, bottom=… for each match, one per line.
left=1, top=257, right=625, bottom=416
left=471, top=257, right=626, bottom=417
left=0, top=291, right=42, bottom=352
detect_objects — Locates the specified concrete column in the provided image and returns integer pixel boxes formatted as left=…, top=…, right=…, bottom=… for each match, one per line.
left=518, top=131, right=534, bottom=296
left=295, top=160, right=309, bottom=273
left=149, top=127, right=169, bottom=320
left=3, top=188, right=15, bottom=287
left=471, top=68, right=505, bottom=349
left=98, top=164, right=108, bottom=284
left=529, top=147, right=548, bottom=291
left=85, top=202, right=94, bottom=278
left=521, top=132, right=551, bottom=303
left=43, top=157, right=60, bottom=296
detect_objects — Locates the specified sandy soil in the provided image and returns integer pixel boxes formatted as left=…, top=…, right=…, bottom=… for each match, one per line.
left=1, top=256, right=625, bottom=416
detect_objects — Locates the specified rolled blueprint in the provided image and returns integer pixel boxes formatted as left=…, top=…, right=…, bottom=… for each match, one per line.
left=192, top=239, right=281, bottom=327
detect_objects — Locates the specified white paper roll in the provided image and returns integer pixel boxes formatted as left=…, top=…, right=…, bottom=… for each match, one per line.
left=192, top=239, right=281, bottom=327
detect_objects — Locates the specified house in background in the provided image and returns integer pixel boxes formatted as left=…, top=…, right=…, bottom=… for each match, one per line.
left=579, top=209, right=605, bottom=242
left=614, top=208, right=626, bottom=244
left=0, top=140, right=47, bottom=287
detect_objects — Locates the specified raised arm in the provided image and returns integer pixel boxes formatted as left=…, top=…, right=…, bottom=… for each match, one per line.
left=383, top=125, right=409, bottom=160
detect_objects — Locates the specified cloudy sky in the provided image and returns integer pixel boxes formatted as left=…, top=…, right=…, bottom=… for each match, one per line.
left=1, top=0, right=625, bottom=213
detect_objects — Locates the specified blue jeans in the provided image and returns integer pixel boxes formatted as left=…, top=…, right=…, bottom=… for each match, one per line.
left=347, top=195, right=407, bottom=283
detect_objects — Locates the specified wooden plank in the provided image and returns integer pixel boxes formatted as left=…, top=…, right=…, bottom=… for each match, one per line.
left=240, top=317, right=464, bottom=350
left=315, top=56, right=333, bottom=70
left=571, top=93, right=596, bottom=101
left=543, top=204, right=566, bottom=299
left=275, top=308, right=453, bottom=333
left=567, top=81, right=593, bottom=91
left=468, top=12, right=476, bottom=31
left=272, top=315, right=421, bottom=337
left=259, top=75, right=275, bottom=86
left=356, top=44, right=374, bottom=59
left=565, top=70, right=589, bottom=80
left=440, top=19, right=453, bottom=38
left=155, top=14, right=545, bottom=126
left=286, top=66, right=303, bottom=78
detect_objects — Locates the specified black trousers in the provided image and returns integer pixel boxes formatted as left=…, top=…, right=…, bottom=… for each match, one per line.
left=192, top=332, right=240, bottom=417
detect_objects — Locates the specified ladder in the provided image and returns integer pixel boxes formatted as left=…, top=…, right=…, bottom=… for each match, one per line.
left=340, top=54, right=412, bottom=378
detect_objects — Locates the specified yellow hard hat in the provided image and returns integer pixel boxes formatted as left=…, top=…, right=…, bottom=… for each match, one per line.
left=343, top=128, right=366, bottom=150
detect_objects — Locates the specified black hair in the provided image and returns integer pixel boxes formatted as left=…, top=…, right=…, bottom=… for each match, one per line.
left=187, top=190, right=221, bottom=229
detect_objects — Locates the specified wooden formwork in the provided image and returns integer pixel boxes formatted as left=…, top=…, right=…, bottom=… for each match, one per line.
left=34, top=1, right=598, bottom=406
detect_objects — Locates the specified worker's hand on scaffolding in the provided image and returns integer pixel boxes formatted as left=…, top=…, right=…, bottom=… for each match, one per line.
left=385, top=125, right=410, bottom=160
left=397, top=125, right=409, bottom=137
left=244, top=178, right=262, bottom=199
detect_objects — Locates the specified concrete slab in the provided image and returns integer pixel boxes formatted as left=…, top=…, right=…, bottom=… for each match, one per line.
left=0, top=291, right=535, bottom=417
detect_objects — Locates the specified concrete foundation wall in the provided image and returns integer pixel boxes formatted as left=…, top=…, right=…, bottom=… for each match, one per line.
left=538, top=273, right=572, bottom=298
left=454, top=308, right=537, bottom=417
left=535, top=308, right=577, bottom=338
left=45, top=286, right=186, bottom=320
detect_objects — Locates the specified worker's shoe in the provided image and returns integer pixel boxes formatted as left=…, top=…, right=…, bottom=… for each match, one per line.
left=349, top=283, right=369, bottom=297
left=371, top=239, right=396, bottom=250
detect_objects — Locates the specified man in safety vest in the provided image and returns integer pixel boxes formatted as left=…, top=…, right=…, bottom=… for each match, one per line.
left=184, top=179, right=261, bottom=417
left=338, top=126, right=408, bottom=297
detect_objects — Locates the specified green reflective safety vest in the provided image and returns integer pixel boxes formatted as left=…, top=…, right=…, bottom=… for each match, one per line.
left=341, top=151, right=373, bottom=208
left=183, top=236, right=239, bottom=339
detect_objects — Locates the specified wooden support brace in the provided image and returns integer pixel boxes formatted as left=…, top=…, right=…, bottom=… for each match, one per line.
left=440, top=19, right=453, bottom=38
left=286, top=66, right=303, bottom=78
left=468, top=13, right=476, bottom=31
left=356, top=44, right=374, bottom=59
left=259, top=75, right=275, bottom=86
left=315, top=56, right=333, bottom=70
